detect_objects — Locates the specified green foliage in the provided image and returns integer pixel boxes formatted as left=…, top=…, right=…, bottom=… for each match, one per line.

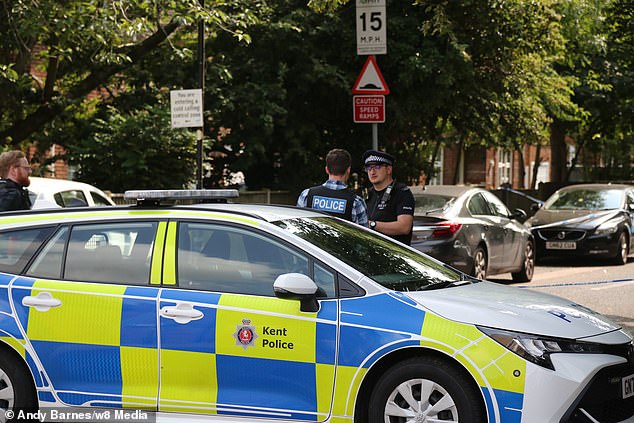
left=66, top=102, right=197, bottom=192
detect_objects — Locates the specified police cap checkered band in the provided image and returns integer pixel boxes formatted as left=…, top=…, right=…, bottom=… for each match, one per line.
left=363, top=150, right=394, bottom=166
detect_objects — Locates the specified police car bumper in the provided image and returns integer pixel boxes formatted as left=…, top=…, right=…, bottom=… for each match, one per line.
left=522, top=354, right=634, bottom=423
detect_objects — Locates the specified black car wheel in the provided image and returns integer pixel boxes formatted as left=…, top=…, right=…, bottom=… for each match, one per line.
left=612, top=232, right=629, bottom=265
left=0, top=351, right=38, bottom=418
left=472, top=247, right=487, bottom=280
left=368, top=357, right=486, bottom=423
left=512, top=240, right=535, bottom=282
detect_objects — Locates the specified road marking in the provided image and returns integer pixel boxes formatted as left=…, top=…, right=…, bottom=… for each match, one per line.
left=518, top=278, right=634, bottom=289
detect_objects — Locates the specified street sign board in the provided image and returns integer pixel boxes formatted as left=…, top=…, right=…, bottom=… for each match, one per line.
left=356, top=0, right=387, bottom=55
left=353, top=95, right=385, bottom=123
left=352, top=55, right=389, bottom=95
left=170, top=89, right=203, bottom=128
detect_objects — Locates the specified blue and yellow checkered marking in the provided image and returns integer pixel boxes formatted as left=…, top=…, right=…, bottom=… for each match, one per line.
left=11, top=278, right=159, bottom=408
left=2, top=267, right=531, bottom=422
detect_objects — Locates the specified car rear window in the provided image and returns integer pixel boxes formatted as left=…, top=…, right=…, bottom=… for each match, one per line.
left=0, top=227, right=54, bottom=274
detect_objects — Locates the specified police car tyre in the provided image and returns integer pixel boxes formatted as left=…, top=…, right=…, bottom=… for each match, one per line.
left=472, top=247, right=487, bottom=280
left=612, top=232, right=629, bottom=265
left=512, top=239, right=535, bottom=282
left=368, top=357, right=486, bottom=423
left=0, top=350, right=38, bottom=417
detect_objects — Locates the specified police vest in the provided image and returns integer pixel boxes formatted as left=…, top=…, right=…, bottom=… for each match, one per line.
left=305, top=185, right=356, bottom=221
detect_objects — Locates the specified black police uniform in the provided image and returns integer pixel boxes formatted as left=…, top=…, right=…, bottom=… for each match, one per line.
left=305, top=185, right=357, bottom=221
left=0, top=179, right=32, bottom=212
left=366, top=182, right=415, bottom=245
left=362, top=150, right=415, bottom=245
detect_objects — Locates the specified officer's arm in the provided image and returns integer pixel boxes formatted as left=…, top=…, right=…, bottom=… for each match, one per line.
left=374, top=214, right=413, bottom=236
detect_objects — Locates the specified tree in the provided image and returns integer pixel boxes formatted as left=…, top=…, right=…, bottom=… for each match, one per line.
left=0, top=0, right=259, bottom=147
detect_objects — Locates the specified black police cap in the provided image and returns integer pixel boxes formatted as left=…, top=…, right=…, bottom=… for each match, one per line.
left=363, top=150, right=394, bottom=166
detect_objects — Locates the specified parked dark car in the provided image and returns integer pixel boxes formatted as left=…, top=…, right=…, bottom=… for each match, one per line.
left=410, top=185, right=535, bottom=281
left=525, top=183, right=634, bottom=264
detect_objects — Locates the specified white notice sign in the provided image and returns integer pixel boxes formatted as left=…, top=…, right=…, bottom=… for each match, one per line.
left=170, top=89, right=203, bottom=128
left=356, top=0, right=387, bottom=55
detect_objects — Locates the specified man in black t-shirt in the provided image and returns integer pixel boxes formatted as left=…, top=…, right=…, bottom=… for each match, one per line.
left=363, top=150, right=415, bottom=245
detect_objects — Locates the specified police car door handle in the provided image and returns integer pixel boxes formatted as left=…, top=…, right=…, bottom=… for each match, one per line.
left=22, top=292, right=62, bottom=312
left=160, top=303, right=204, bottom=324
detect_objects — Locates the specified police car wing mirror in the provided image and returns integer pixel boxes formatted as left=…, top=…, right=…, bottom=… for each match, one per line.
left=273, top=273, right=319, bottom=313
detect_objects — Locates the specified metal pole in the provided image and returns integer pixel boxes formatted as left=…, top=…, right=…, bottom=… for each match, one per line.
left=372, top=123, right=378, bottom=150
left=196, top=0, right=205, bottom=189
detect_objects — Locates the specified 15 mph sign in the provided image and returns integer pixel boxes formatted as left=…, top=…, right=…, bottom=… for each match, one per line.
left=356, top=0, right=386, bottom=55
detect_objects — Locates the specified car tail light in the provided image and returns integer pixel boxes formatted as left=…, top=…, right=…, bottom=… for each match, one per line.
left=431, top=222, right=462, bottom=238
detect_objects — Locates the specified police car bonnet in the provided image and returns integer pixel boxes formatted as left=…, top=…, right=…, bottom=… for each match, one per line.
left=363, top=150, right=394, bottom=166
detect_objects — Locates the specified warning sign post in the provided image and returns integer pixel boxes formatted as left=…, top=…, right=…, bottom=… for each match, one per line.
left=353, top=95, right=385, bottom=123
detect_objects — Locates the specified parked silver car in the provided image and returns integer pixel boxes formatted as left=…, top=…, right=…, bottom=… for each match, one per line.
left=410, top=185, right=535, bottom=281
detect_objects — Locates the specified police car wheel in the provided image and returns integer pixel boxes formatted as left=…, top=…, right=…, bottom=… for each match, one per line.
left=368, top=357, right=485, bottom=423
left=0, top=351, right=38, bottom=416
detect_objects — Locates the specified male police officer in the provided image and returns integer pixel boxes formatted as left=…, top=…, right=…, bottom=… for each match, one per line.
left=363, top=150, right=415, bottom=244
left=0, top=150, right=32, bottom=212
left=297, top=149, right=368, bottom=226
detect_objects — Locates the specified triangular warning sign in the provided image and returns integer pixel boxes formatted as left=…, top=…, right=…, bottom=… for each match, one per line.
left=352, top=55, right=390, bottom=95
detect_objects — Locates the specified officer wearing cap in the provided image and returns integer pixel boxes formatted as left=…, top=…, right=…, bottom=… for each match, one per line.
left=297, top=149, right=368, bottom=226
left=363, top=150, right=415, bottom=244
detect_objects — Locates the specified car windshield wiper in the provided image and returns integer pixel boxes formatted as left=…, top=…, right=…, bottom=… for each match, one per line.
left=419, top=279, right=472, bottom=291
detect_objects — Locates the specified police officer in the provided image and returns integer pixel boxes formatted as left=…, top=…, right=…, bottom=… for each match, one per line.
left=363, top=150, right=415, bottom=244
left=0, top=150, right=32, bottom=212
left=297, top=149, right=368, bottom=226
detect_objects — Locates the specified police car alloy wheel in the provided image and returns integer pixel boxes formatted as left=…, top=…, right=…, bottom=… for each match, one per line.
left=369, top=357, right=485, bottom=423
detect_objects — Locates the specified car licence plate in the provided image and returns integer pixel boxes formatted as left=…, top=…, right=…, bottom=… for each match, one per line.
left=624, top=373, right=634, bottom=399
left=545, top=241, right=576, bottom=250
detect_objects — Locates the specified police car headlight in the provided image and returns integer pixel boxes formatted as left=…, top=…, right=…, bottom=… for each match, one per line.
left=478, top=326, right=609, bottom=370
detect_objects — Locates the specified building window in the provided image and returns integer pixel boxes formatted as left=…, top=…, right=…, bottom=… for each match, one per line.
left=498, top=150, right=512, bottom=187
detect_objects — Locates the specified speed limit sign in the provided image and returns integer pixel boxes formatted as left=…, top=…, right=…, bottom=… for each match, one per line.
left=356, top=0, right=386, bottom=55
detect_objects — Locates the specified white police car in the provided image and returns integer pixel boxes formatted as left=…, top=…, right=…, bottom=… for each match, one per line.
left=0, top=190, right=632, bottom=423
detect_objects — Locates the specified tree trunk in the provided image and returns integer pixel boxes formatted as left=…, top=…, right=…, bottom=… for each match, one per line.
left=550, top=120, right=568, bottom=182
left=513, top=141, right=526, bottom=189
left=530, top=144, right=542, bottom=190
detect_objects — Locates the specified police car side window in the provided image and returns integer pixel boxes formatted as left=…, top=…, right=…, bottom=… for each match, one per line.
left=0, top=227, right=55, bottom=274
left=27, top=227, right=69, bottom=279
left=178, top=222, right=311, bottom=297
left=62, top=222, right=157, bottom=285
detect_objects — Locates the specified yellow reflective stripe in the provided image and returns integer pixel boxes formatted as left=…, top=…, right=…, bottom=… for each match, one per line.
left=162, top=222, right=177, bottom=285
left=121, top=346, right=159, bottom=409
left=316, top=363, right=336, bottom=419
left=421, top=313, right=526, bottom=393
left=150, top=222, right=167, bottom=285
left=28, top=280, right=125, bottom=346
left=159, top=349, right=217, bottom=413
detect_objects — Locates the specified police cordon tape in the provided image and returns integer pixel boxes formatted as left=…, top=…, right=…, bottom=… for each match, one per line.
left=517, top=277, right=634, bottom=289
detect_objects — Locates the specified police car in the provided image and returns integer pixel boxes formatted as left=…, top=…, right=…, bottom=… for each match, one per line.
left=0, top=190, right=632, bottom=423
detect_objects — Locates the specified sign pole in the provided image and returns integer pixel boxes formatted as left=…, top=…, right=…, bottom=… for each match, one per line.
left=196, top=0, right=205, bottom=189
left=372, top=123, right=378, bottom=150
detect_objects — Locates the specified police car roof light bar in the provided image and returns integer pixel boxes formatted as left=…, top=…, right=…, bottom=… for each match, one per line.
left=124, top=189, right=239, bottom=206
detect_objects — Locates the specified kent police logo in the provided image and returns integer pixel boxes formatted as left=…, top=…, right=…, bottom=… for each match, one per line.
left=233, top=318, right=258, bottom=350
